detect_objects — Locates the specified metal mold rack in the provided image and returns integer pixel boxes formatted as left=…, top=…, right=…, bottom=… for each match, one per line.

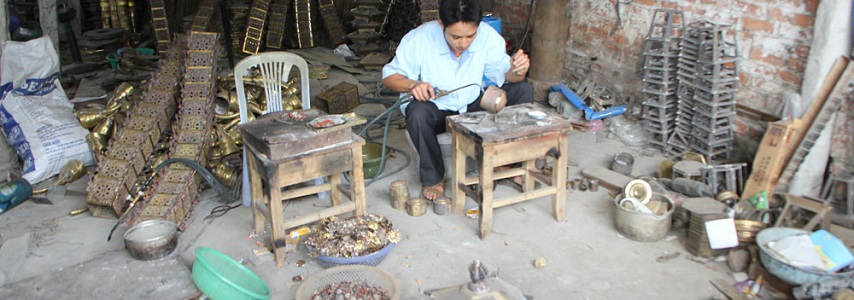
left=641, top=9, right=683, bottom=151
left=686, top=22, right=738, bottom=163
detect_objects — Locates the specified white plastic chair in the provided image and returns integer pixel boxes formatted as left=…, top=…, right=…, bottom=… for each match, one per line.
left=234, top=52, right=311, bottom=206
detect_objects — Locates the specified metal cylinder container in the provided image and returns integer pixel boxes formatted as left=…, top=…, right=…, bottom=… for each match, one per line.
left=589, top=179, right=599, bottom=192
left=433, top=197, right=451, bottom=216
left=406, top=197, right=427, bottom=217
left=389, top=181, right=408, bottom=210
left=611, top=152, right=634, bottom=176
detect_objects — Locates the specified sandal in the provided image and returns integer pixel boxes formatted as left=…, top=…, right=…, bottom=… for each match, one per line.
left=421, top=180, right=445, bottom=201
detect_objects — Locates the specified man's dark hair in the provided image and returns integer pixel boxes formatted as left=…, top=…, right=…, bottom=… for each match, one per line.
left=439, top=0, right=482, bottom=26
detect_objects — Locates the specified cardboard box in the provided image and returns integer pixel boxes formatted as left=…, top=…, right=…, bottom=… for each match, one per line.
left=741, top=119, right=803, bottom=201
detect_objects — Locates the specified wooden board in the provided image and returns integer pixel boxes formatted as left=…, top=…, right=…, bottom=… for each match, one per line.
left=582, top=165, right=633, bottom=192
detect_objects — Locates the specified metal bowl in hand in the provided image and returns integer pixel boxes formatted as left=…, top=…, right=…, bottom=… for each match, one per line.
left=481, top=86, right=507, bottom=114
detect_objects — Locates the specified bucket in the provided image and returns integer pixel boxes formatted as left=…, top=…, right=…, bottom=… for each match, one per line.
left=106, top=53, right=119, bottom=69
left=363, top=142, right=391, bottom=179
left=611, top=152, right=635, bottom=176
left=483, top=15, right=502, bottom=34
left=614, top=193, right=674, bottom=242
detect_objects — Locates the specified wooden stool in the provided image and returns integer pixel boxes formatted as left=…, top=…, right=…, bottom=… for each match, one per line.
left=822, top=172, right=854, bottom=227
left=447, top=104, right=572, bottom=238
left=246, top=134, right=366, bottom=266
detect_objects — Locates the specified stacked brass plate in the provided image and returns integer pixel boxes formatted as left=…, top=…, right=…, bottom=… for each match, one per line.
left=318, top=0, right=346, bottom=45
left=347, top=1, right=386, bottom=56
left=419, top=0, right=439, bottom=23
left=229, top=3, right=250, bottom=58
left=309, top=64, right=330, bottom=80
left=85, top=35, right=188, bottom=218
left=715, top=190, right=738, bottom=204
left=190, top=0, right=218, bottom=32
left=733, top=219, right=765, bottom=244
left=149, top=0, right=171, bottom=51
left=100, top=0, right=111, bottom=28
left=294, top=0, right=314, bottom=48
left=658, top=151, right=706, bottom=178
left=134, top=30, right=221, bottom=226
left=243, top=0, right=272, bottom=54
left=116, top=0, right=131, bottom=31
left=685, top=213, right=729, bottom=258
left=265, top=0, right=289, bottom=49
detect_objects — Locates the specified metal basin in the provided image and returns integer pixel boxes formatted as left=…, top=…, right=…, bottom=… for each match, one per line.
left=124, top=219, right=178, bottom=260
left=756, top=227, right=854, bottom=285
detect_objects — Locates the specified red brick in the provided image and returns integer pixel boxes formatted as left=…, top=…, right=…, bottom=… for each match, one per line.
left=768, top=8, right=782, bottom=20
left=733, top=118, right=748, bottom=135
left=779, top=70, right=803, bottom=86
left=589, top=26, right=609, bottom=38
left=761, top=53, right=786, bottom=66
left=804, top=0, right=819, bottom=13
left=603, top=41, right=620, bottom=54
left=662, top=1, right=680, bottom=9
left=787, top=58, right=806, bottom=73
left=613, top=33, right=628, bottom=45
left=793, top=44, right=811, bottom=58
left=634, top=0, right=655, bottom=6
left=743, top=18, right=774, bottom=32
left=749, top=48, right=763, bottom=60
left=736, top=2, right=762, bottom=15
left=790, top=14, right=814, bottom=28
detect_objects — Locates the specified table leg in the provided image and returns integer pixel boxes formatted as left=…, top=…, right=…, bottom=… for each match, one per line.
left=451, top=130, right=466, bottom=216
left=267, top=166, right=287, bottom=267
left=479, top=147, right=495, bottom=239
left=523, top=159, right=536, bottom=192
left=553, top=133, right=568, bottom=221
left=248, top=151, right=265, bottom=235
left=329, top=173, right=342, bottom=206
left=351, top=144, right=366, bottom=216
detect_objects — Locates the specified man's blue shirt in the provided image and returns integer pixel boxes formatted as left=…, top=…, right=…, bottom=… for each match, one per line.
left=382, top=21, right=510, bottom=113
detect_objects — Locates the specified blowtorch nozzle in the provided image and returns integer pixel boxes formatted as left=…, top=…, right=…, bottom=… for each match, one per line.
left=405, top=83, right=481, bottom=102
left=434, top=83, right=480, bottom=99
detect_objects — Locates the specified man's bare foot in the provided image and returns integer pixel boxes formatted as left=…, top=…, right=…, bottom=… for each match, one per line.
left=421, top=181, right=445, bottom=201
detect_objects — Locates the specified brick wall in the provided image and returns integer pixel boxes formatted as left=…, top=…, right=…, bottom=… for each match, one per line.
left=489, top=0, right=818, bottom=143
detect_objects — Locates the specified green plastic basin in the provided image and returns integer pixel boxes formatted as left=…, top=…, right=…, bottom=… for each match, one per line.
left=363, top=142, right=391, bottom=179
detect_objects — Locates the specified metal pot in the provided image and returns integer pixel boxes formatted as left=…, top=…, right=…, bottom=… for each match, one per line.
left=480, top=86, right=507, bottom=113
left=124, top=219, right=178, bottom=260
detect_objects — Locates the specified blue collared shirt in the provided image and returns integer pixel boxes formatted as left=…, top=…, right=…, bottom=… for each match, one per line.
left=382, top=21, right=510, bottom=113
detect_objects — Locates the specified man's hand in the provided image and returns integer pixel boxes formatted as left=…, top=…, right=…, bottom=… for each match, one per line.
left=381, top=74, right=436, bottom=101
left=505, top=49, right=529, bottom=83
left=409, top=81, right=436, bottom=101
left=510, top=49, right=530, bottom=76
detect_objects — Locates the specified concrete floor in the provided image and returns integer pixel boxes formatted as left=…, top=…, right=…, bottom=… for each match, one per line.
left=0, top=115, right=736, bottom=299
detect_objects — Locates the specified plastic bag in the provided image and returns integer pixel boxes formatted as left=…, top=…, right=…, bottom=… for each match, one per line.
left=0, top=37, right=94, bottom=184
left=608, top=115, right=649, bottom=147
